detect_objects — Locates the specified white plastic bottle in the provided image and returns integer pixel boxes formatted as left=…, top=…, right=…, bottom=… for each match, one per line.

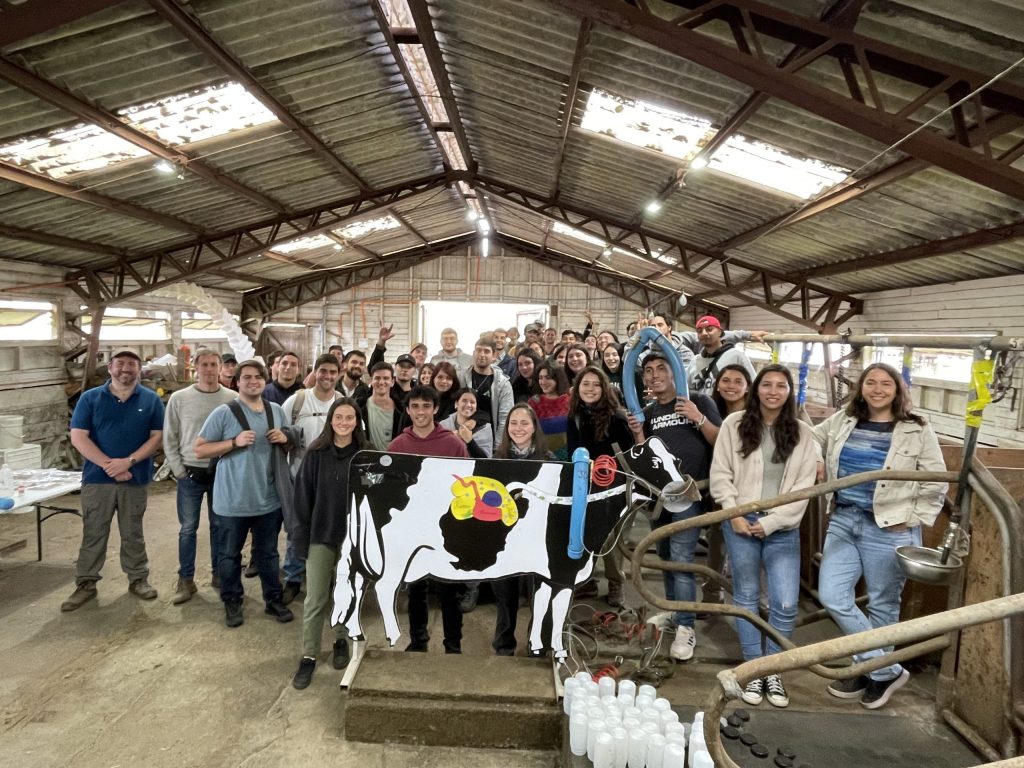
left=0, top=460, right=14, bottom=496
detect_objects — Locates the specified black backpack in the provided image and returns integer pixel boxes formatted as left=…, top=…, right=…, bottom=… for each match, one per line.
left=208, top=400, right=274, bottom=477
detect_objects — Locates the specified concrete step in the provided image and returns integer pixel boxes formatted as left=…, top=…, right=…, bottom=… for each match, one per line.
left=345, top=650, right=562, bottom=750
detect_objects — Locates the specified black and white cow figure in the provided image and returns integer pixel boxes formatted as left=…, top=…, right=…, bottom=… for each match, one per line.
left=331, top=437, right=694, bottom=662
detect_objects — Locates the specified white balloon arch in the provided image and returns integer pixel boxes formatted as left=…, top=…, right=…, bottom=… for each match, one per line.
left=152, top=282, right=258, bottom=362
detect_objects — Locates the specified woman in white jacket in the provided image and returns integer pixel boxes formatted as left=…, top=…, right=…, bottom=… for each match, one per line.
left=710, top=364, right=817, bottom=709
left=814, top=362, right=947, bottom=710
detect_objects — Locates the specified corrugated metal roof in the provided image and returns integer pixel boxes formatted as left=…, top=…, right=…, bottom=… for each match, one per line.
left=0, top=0, right=1021, bottom=327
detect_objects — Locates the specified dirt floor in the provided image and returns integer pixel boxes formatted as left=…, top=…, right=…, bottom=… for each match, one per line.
left=0, top=480, right=985, bottom=767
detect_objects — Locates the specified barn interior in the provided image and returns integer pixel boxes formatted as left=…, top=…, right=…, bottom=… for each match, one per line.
left=1, top=0, right=1023, bottom=766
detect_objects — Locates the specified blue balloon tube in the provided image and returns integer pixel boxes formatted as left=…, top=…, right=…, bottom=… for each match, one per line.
left=567, top=447, right=590, bottom=559
left=621, top=326, right=689, bottom=424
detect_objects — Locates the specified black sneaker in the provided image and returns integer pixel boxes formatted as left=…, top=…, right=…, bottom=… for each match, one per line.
left=828, top=674, right=869, bottom=700
left=281, top=581, right=302, bottom=606
left=332, top=639, right=350, bottom=670
left=405, top=640, right=428, bottom=652
left=225, top=600, right=244, bottom=628
left=292, top=657, right=316, bottom=690
left=265, top=600, right=294, bottom=623
left=861, top=669, right=910, bottom=709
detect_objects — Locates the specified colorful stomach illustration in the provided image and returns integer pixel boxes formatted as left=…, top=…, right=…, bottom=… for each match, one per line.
left=449, top=475, right=519, bottom=526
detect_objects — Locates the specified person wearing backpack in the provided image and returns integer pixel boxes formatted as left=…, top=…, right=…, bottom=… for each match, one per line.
left=194, top=359, right=295, bottom=628
left=687, top=316, right=757, bottom=398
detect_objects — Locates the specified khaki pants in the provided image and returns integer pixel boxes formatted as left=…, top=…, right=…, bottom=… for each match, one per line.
left=75, top=483, right=150, bottom=586
left=301, top=543, right=346, bottom=658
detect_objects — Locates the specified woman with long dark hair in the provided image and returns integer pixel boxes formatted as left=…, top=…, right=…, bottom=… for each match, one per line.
left=431, top=361, right=461, bottom=421
left=601, top=342, right=624, bottom=392
left=492, top=404, right=548, bottom=656
left=814, top=362, right=946, bottom=709
left=564, top=343, right=590, bottom=383
left=710, top=365, right=817, bottom=709
left=418, top=362, right=436, bottom=387
left=512, top=349, right=541, bottom=403
left=291, top=398, right=367, bottom=690
left=528, top=360, right=570, bottom=460
left=440, top=387, right=494, bottom=458
left=567, top=366, right=634, bottom=607
left=712, top=363, right=752, bottom=417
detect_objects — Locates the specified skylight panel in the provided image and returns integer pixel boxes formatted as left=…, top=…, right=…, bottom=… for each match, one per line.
left=580, top=89, right=715, bottom=160
left=272, top=235, right=335, bottom=254
left=269, top=216, right=403, bottom=255
left=0, top=82, right=277, bottom=180
left=580, top=88, right=851, bottom=199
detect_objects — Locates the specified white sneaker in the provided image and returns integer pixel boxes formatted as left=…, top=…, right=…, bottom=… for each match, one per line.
left=764, top=674, right=790, bottom=708
left=669, top=626, right=696, bottom=661
left=741, top=677, right=764, bottom=706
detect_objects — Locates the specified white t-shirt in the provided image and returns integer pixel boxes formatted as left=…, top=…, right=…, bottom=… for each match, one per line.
left=282, top=388, right=342, bottom=474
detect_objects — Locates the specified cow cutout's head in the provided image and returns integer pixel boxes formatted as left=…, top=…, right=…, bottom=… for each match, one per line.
left=620, top=438, right=701, bottom=513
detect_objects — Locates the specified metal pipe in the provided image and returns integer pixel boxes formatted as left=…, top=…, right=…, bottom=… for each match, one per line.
left=941, top=709, right=1002, bottom=763
left=762, top=333, right=1024, bottom=352
left=704, top=593, right=1024, bottom=768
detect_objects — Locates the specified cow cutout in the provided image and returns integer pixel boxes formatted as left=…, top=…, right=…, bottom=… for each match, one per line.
left=331, top=437, right=693, bottom=660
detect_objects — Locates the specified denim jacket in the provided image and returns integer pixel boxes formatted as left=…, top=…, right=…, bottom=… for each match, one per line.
left=813, top=412, right=947, bottom=528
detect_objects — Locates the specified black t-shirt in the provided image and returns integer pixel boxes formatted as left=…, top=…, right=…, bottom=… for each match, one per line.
left=642, top=394, right=722, bottom=481
left=471, top=369, right=494, bottom=420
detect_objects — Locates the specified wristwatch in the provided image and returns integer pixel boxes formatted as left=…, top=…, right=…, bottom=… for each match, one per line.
left=129, top=455, right=137, bottom=466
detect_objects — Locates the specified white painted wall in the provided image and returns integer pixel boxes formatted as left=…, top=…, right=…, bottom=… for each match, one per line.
left=731, top=275, right=1024, bottom=448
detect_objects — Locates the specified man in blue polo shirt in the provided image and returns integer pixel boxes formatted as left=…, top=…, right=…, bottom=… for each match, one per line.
left=62, top=348, right=165, bottom=612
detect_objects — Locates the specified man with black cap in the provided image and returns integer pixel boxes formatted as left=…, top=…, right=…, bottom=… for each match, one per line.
left=219, top=353, right=238, bottom=391
left=393, top=353, right=418, bottom=401
left=62, top=349, right=165, bottom=612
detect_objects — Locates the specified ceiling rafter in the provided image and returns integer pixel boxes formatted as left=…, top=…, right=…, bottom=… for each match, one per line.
left=0, top=223, right=129, bottom=257
left=405, top=0, right=476, bottom=172
left=795, top=220, right=1024, bottom=280
left=146, top=0, right=370, bottom=193
left=0, top=158, right=203, bottom=234
left=66, top=172, right=453, bottom=304
left=712, top=112, right=1024, bottom=252
left=473, top=174, right=862, bottom=331
left=389, top=209, right=429, bottom=244
left=369, top=0, right=451, bottom=170
left=550, top=18, right=591, bottom=199
left=496, top=232, right=726, bottom=326
left=636, top=0, right=868, bottom=218
left=549, top=0, right=1024, bottom=202
left=241, top=233, right=477, bottom=320
left=0, top=0, right=129, bottom=48
left=0, top=57, right=289, bottom=215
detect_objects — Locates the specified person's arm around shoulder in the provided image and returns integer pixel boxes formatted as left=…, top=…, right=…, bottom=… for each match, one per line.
left=911, top=420, right=948, bottom=527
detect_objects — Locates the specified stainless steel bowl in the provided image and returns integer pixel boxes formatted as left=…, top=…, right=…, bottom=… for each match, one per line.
left=896, top=545, right=963, bottom=585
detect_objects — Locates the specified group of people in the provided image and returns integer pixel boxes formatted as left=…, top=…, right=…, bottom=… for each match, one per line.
left=59, top=313, right=947, bottom=711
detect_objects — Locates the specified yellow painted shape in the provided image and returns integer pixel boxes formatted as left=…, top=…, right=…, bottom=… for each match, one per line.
left=449, top=474, right=519, bottom=526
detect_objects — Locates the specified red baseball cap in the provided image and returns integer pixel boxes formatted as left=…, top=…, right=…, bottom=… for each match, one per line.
left=695, top=315, right=722, bottom=330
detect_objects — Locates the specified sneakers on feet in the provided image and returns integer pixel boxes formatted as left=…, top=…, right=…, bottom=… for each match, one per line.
left=332, top=639, right=350, bottom=670
left=606, top=581, right=625, bottom=609
left=828, top=674, right=869, bottom=700
left=669, top=626, right=696, bottom=662
left=225, top=600, right=244, bottom=628
left=292, top=657, right=316, bottom=690
left=765, top=674, right=790, bottom=708
left=60, top=583, right=97, bottom=612
left=741, top=677, right=764, bottom=706
left=129, top=578, right=157, bottom=600
left=172, top=577, right=197, bottom=605
left=405, top=640, right=428, bottom=652
left=575, top=579, right=598, bottom=598
left=457, top=583, right=479, bottom=614
left=265, top=600, right=294, bottom=623
left=861, top=669, right=910, bottom=709
left=281, top=581, right=302, bottom=606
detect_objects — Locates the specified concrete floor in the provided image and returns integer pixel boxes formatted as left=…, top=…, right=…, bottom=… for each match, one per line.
left=0, top=480, right=983, bottom=767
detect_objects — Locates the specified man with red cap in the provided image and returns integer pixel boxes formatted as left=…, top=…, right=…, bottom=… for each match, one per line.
left=688, top=315, right=757, bottom=396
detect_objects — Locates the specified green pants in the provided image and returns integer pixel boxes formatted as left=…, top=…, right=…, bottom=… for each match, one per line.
left=301, top=543, right=347, bottom=658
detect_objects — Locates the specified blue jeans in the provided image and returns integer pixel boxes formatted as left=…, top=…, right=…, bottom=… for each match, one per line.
left=722, top=516, right=800, bottom=661
left=176, top=471, right=219, bottom=580
left=653, top=504, right=701, bottom=628
left=283, top=535, right=305, bottom=585
left=214, top=509, right=284, bottom=604
left=819, top=506, right=921, bottom=681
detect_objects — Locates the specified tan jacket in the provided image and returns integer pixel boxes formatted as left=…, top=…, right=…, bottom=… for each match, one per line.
left=710, top=412, right=818, bottom=537
left=812, top=411, right=947, bottom=528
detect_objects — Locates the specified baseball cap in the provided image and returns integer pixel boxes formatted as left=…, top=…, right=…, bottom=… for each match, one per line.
left=110, top=348, right=142, bottom=363
left=395, top=354, right=417, bottom=367
left=221, top=353, right=237, bottom=364
left=695, top=315, right=722, bottom=330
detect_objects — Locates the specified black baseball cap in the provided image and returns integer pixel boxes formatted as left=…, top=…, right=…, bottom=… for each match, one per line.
left=395, top=354, right=417, bottom=367
left=221, top=353, right=237, bottom=364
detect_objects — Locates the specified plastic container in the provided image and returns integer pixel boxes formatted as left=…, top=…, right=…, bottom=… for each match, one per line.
left=0, top=462, right=13, bottom=496
left=569, top=712, right=589, bottom=756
